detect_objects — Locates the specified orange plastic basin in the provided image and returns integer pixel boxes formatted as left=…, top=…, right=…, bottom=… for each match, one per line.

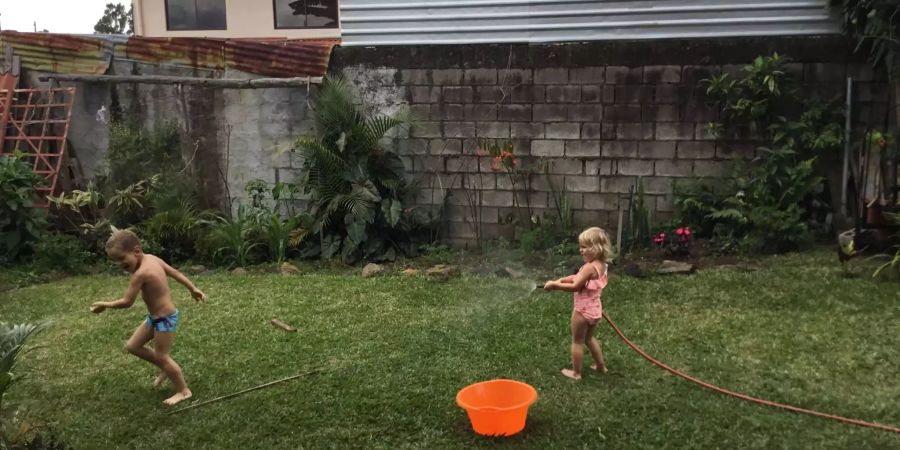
left=456, top=379, right=538, bottom=436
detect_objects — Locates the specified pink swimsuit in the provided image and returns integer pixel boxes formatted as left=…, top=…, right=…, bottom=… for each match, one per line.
left=574, top=264, right=607, bottom=324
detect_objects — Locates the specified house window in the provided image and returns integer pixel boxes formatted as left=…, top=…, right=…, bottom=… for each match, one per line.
left=166, top=0, right=227, bottom=31
left=274, top=0, right=339, bottom=29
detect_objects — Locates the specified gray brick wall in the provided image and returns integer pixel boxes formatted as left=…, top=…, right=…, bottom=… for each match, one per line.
left=339, top=57, right=885, bottom=245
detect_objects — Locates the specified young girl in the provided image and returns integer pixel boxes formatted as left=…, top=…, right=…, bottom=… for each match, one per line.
left=544, top=227, right=612, bottom=380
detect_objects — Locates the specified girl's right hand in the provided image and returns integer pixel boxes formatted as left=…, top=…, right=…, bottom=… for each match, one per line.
left=543, top=281, right=556, bottom=291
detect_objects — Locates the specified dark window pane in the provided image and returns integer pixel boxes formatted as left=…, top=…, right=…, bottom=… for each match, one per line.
left=166, top=0, right=226, bottom=30
left=167, top=0, right=197, bottom=30
left=196, top=0, right=227, bottom=29
left=275, top=0, right=338, bottom=29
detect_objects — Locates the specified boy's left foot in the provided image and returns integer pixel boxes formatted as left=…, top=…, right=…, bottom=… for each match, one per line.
left=560, top=369, right=582, bottom=380
left=153, top=372, right=168, bottom=387
left=164, top=389, right=192, bottom=405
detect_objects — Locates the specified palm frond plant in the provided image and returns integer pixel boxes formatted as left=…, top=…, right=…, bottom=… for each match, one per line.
left=140, top=198, right=211, bottom=262
left=209, top=206, right=262, bottom=268
left=263, top=213, right=304, bottom=263
left=0, top=322, right=47, bottom=412
left=291, top=75, right=432, bottom=263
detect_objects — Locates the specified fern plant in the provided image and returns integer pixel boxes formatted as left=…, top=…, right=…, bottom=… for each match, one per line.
left=291, top=75, right=430, bottom=263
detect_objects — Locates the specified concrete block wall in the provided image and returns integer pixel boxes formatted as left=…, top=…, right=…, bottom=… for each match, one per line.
left=332, top=37, right=887, bottom=245
left=23, top=63, right=316, bottom=211
left=20, top=36, right=887, bottom=246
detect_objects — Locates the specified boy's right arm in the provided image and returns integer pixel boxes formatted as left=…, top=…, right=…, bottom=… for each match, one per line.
left=91, top=274, right=142, bottom=313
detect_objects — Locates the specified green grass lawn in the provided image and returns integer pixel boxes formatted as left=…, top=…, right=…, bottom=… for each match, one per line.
left=1, top=250, right=899, bottom=449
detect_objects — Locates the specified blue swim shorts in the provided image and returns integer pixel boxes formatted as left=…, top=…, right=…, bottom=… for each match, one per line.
left=145, top=310, right=179, bottom=333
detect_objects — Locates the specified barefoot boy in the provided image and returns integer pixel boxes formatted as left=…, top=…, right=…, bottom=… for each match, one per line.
left=91, top=229, right=205, bottom=405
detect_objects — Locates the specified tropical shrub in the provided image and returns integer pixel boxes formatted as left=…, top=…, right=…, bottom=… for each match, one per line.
left=106, top=121, right=181, bottom=188
left=677, top=54, right=844, bottom=254
left=0, top=154, right=46, bottom=263
left=291, top=75, right=431, bottom=262
left=31, top=233, right=90, bottom=273
left=209, top=206, right=263, bottom=268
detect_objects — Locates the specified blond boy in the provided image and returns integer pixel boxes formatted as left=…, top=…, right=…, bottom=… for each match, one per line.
left=91, top=230, right=205, bottom=405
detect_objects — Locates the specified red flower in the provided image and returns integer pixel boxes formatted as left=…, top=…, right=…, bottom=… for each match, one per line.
left=475, top=149, right=487, bottom=157
left=879, top=138, right=887, bottom=148
left=676, top=228, right=684, bottom=235
left=684, top=228, right=692, bottom=236
left=490, top=157, right=503, bottom=172
left=512, top=158, right=519, bottom=166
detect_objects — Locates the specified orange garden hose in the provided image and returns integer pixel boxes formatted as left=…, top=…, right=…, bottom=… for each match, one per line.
left=602, top=312, right=900, bottom=434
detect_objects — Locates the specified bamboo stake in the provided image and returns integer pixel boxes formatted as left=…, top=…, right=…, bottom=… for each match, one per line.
left=168, top=369, right=319, bottom=415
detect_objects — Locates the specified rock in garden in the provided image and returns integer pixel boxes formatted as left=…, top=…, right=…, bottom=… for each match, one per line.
left=187, top=265, right=207, bottom=274
left=426, top=264, right=456, bottom=281
left=362, top=263, right=384, bottom=278
left=231, top=267, right=249, bottom=276
left=623, top=262, right=643, bottom=278
left=469, top=264, right=493, bottom=277
left=280, top=262, right=301, bottom=275
left=656, top=260, right=694, bottom=275
left=401, top=268, right=419, bottom=277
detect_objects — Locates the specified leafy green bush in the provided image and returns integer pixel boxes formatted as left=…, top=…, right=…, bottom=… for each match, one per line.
left=677, top=54, right=843, bottom=254
left=0, top=154, right=46, bottom=263
left=291, top=75, right=431, bottom=263
left=517, top=223, right=557, bottom=254
left=743, top=205, right=812, bottom=253
left=31, top=233, right=90, bottom=273
left=106, top=121, right=181, bottom=188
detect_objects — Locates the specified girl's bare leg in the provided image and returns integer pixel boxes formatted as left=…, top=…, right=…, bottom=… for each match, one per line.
left=585, top=321, right=607, bottom=373
left=562, top=310, right=590, bottom=380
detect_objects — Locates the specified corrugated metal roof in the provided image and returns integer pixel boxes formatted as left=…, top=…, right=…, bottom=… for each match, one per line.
left=340, top=0, right=841, bottom=46
left=0, top=31, right=337, bottom=78
left=0, top=32, right=113, bottom=74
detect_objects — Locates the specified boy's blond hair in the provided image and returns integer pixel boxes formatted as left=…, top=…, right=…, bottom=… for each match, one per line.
left=105, top=229, right=141, bottom=253
left=578, top=227, right=613, bottom=263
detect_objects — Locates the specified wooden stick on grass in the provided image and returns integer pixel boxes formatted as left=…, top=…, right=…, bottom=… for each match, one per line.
left=271, top=318, right=297, bottom=332
left=168, top=370, right=319, bottom=415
